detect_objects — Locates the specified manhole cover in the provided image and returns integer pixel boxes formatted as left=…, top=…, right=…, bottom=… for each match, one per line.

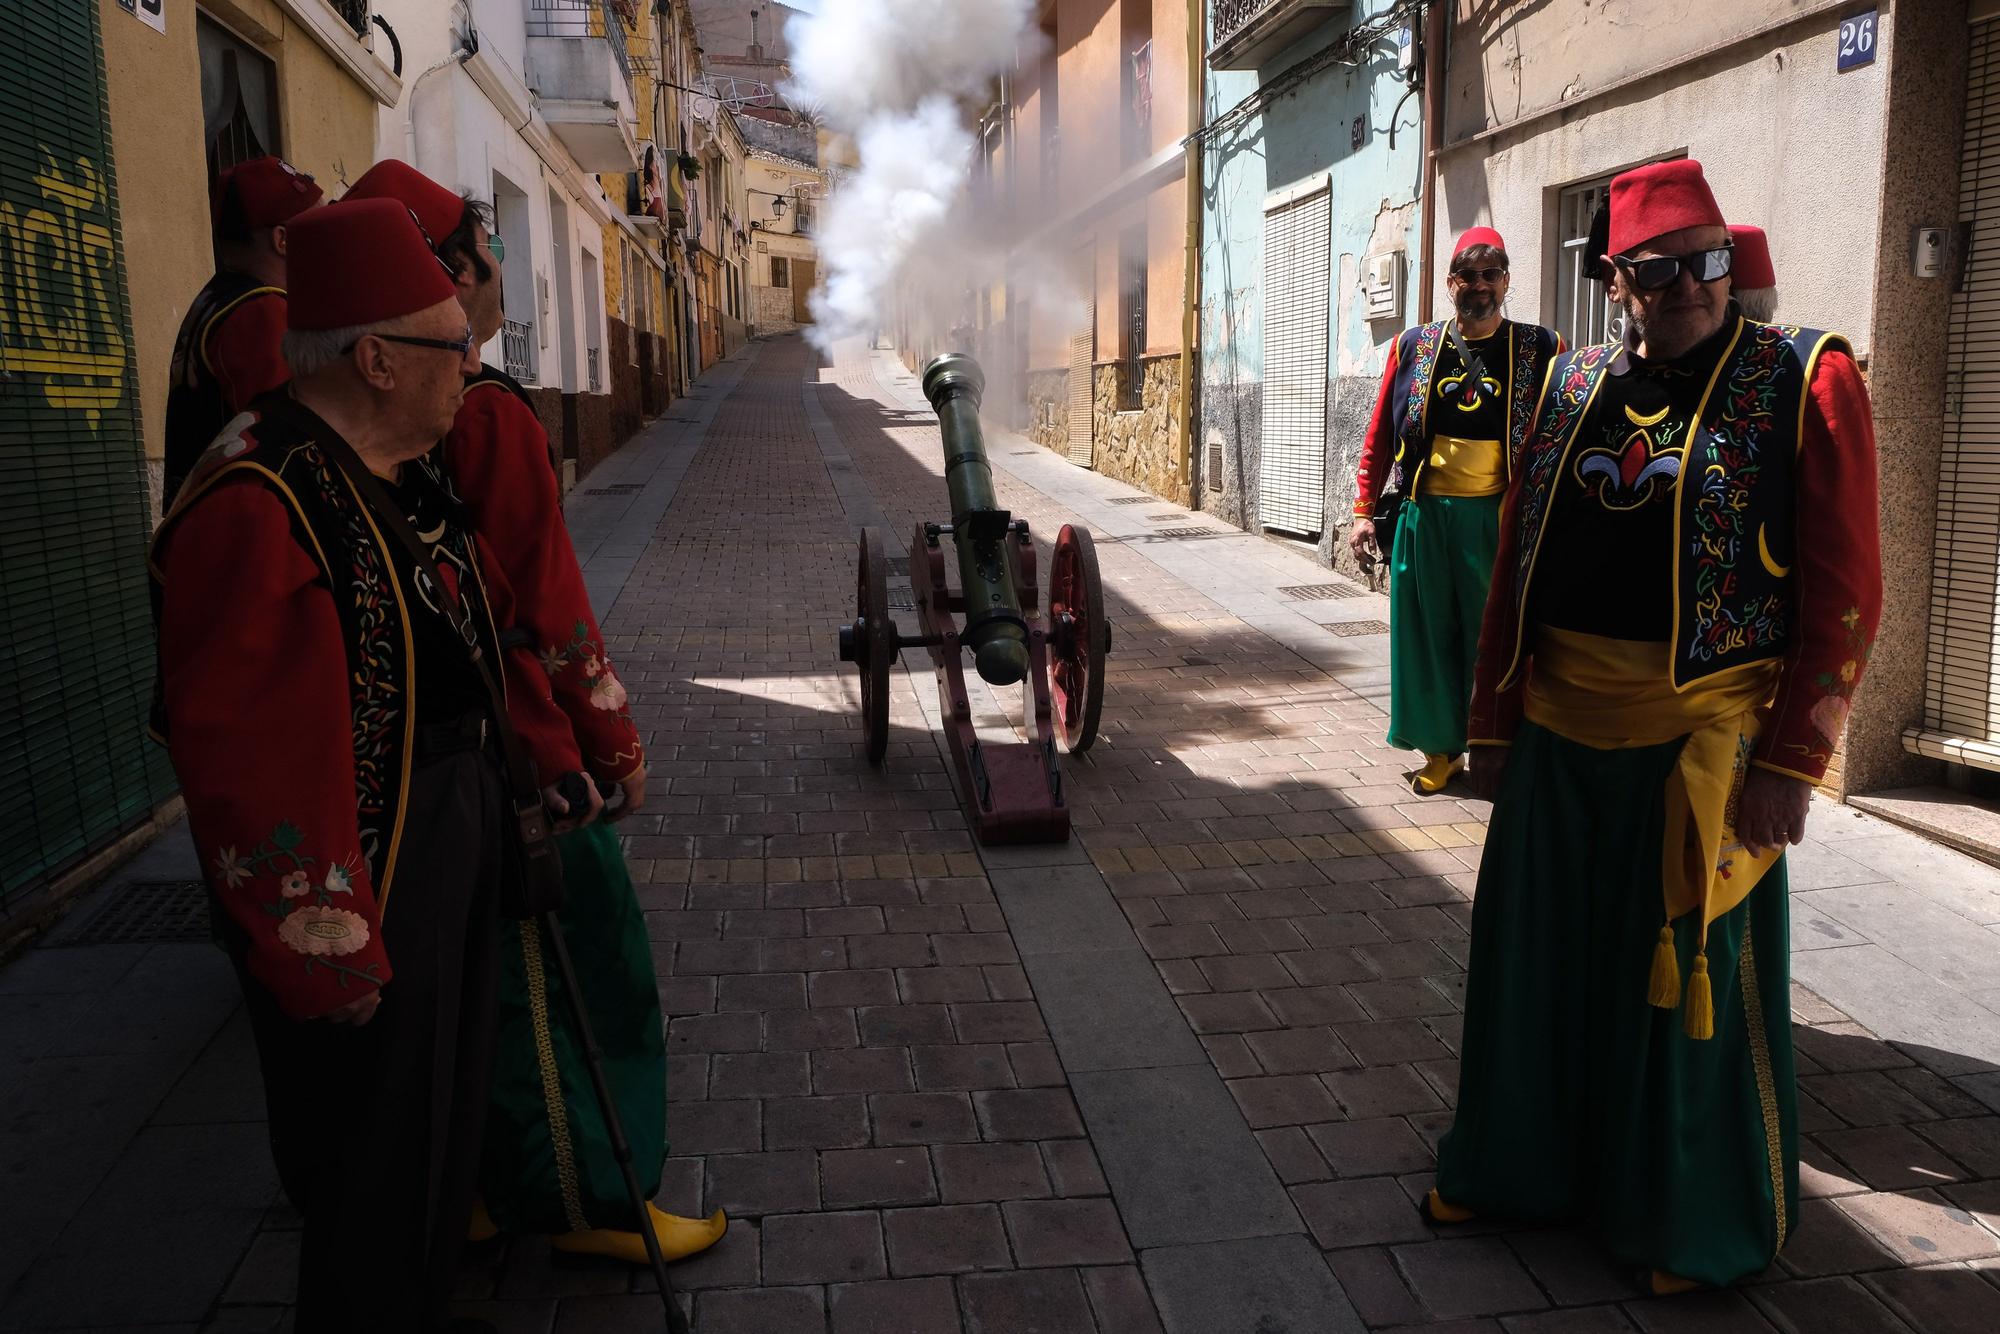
left=1279, top=583, right=1364, bottom=601
left=584, top=482, right=645, bottom=495
left=1155, top=527, right=1223, bottom=539
left=53, top=880, right=212, bottom=946
left=1105, top=497, right=1150, bottom=506
left=1321, top=619, right=1390, bottom=637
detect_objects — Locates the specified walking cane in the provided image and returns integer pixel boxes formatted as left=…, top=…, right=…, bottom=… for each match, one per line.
left=539, top=909, right=692, bottom=1334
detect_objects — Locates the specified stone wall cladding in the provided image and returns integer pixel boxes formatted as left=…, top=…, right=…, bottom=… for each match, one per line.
left=574, top=391, right=614, bottom=483
left=608, top=317, right=644, bottom=448
left=1026, top=369, right=1068, bottom=452
left=1091, top=354, right=1190, bottom=506
left=1200, top=378, right=1259, bottom=531
left=1317, top=374, right=1380, bottom=578
left=753, top=286, right=797, bottom=333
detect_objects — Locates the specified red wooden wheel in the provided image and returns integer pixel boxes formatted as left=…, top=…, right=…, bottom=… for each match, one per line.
left=1048, top=524, right=1107, bottom=753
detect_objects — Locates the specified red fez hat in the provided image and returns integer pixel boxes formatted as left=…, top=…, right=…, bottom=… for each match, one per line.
left=1608, top=159, right=1725, bottom=256
left=212, top=156, right=323, bottom=231
left=286, top=198, right=459, bottom=332
left=343, top=159, right=466, bottom=249
left=1453, top=226, right=1507, bottom=258
left=1728, top=224, right=1776, bottom=289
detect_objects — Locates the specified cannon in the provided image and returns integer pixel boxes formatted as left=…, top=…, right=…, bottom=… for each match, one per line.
left=837, top=353, right=1109, bottom=844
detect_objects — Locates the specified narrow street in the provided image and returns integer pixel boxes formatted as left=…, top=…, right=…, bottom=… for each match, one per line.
left=4, top=334, right=1998, bottom=1333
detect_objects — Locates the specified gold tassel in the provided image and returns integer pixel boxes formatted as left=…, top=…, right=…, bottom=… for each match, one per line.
left=1647, top=925, right=1681, bottom=1008
left=1683, top=951, right=1715, bottom=1040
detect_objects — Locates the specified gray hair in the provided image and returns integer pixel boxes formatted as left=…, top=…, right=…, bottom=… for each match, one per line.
left=1736, top=287, right=1778, bottom=323
left=282, top=319, right=403, bottom=378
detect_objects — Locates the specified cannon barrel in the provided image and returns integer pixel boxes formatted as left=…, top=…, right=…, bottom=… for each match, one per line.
left=922, top=353, right=1031, bottom=686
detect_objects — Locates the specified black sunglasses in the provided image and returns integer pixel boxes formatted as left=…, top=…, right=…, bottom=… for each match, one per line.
left=1615, top=244, right=1734, bottom=292
left=1452, top=266, right=1508, bottom=284
left=344, top=328, right=476, bottom=356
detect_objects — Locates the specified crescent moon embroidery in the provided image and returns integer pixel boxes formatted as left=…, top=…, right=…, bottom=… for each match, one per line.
left=1624, top=403, right=1672, bottom=427
left=1758, top=524, right=1792, bottom=578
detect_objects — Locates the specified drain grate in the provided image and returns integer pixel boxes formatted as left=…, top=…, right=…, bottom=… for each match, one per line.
left=1321, top=619, right=1390, bottom=637
left=1146, top=513, right=1189, bottom=522
left=1155, top=527, right=1223, bottom=539
left=886, top=556, right=910, bottom=575
left=1008, top=450, right=1040, bottom=457
left=584, top=482, right=645, bottom=495
left=1105, top=496, right=1150, bottom=506
left=886, top=591, right=918, bottom=610
left=54, top=880, right=212, bottom=946
left=1279, top=583, right=1364, bottom=601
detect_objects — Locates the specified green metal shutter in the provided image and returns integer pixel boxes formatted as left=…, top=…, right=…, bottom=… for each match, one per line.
left=0, top=0, right=179, bottom=910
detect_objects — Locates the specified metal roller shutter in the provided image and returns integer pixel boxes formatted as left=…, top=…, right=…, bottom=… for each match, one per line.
left=0, top=0, right=178, bottom=908
left=1258, top=181, right=1330, bottom=536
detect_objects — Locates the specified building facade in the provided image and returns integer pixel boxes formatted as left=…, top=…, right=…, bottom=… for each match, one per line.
left=372, top=0, right=669, bottom=484
left=745, top=147, right=822, bottom=335
left=1197, top=0, right=1425, bottom=563
left=1008, top=0, right=1198, bottom=506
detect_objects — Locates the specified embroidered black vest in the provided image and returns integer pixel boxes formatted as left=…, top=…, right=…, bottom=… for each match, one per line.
left=1384, top=318, right=1561, bottom=497
left=164, top=271, right=282, bottom=507
left=1500, top=317, right=1851, bottom=691
left=149, top=399, right=504, bottom=905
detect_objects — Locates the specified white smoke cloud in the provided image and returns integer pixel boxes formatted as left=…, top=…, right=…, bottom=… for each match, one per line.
left=782, top=0, right=1049, bottom=353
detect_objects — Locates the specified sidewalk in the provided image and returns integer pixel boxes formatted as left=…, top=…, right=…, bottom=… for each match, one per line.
left=1, top=333, right=1995, bottom=1333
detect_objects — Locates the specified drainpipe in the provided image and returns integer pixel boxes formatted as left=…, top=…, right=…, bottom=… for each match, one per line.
left=1417, top=0, right=1445, bottom=323
left=1178, top=0, right=1203, bottom=502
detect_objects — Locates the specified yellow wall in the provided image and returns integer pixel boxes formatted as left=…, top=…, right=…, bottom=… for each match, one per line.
left=99, top=0, right=210, bottom=467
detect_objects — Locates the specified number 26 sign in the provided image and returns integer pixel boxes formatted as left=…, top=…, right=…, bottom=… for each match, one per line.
left=1839, top=9, right=1877, bottom=72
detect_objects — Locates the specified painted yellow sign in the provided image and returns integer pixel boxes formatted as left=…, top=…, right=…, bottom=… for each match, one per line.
left=0, top=152, right=129, bottom=428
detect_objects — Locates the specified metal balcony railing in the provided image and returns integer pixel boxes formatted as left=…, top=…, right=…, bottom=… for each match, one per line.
left=527, top=0, right=630, bottom=79
left=330, top=0, right=369, bottom=37
left=1213, top=0, right=1273, bottom=44
left=502, top=319, right=534, bottom=382
left=587, top=346, right=602, bottom=393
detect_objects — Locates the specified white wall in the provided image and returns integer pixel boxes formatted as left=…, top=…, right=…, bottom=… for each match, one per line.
left=1435, top=16, right=1889, bottom=352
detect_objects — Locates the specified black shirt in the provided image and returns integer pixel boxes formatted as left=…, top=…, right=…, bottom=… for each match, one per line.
left=384, top=459, right=491, bottom=722
left=1531, top=316, right=1740, bottom=642
left=1426, top=328, right=1509, bottom=446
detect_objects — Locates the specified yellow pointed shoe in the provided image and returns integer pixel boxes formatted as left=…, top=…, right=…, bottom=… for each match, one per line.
left=1648, top=1269, right=1702, bottom=1297
left=1419, top=1188, right=1477, bottom=1225
left=466, top=1198, right=500, bottom=1244
left=1411, top=753, right=1465, bottom=796
left=548, top=1203, right=728, bottom=1265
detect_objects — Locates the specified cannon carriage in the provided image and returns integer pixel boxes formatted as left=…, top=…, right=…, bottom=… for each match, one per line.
left=837, top=353, right=1109, bottom=844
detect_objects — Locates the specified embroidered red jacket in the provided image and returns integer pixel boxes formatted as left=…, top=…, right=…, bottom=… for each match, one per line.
left=156, top=466, right=580, bottom=1020
left=1469, top=329, right=1882, bottom=784
left=445, top=366, right=645, bottom=785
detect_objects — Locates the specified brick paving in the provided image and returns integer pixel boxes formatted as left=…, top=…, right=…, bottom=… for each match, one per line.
left=1, top=334, right=1998, bottom=1332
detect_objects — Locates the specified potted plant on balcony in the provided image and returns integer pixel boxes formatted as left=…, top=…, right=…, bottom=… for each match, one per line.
left=677, top=151, right=701, bottom=180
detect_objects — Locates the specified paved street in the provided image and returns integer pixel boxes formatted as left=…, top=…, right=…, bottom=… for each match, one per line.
left=4, top=333, right=1999, bottom=1333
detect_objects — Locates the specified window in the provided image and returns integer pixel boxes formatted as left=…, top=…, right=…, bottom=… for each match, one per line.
left=197, top=15, right=280, bottom=184
left=772, top=256, right=791, bottom=289
left=1552, top=178, right=1622, bottom=349
left=1118, top=225, right=1146, bottom=411
left=1121, top=0, right=1153, bottom=168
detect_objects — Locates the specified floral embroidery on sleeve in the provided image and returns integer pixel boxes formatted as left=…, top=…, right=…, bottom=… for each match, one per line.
left=1799, top=606, right=1873, bottom=756
left=217, top=820, right=382, bottom=990
left=540, top=620, right=632, bottom=715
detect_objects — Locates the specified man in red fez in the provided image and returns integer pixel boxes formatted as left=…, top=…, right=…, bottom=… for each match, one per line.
left=1352, top=226, right=1564, bottom=794
left=1437, top=159, right=1883, bottom=1292
left=342, top=161, right=726, bottom=1266
left=1729, top=224, right=1779, bottom=322
left=163, top=156, right=323, bottom=507
left=152, top=197, right=591, bottom=1333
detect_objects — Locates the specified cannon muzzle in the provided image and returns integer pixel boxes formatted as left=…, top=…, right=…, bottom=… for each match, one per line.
left=922, top=353, right=1031, bottom=686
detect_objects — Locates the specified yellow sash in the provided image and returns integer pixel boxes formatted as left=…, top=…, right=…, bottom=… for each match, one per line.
left=1523, top=626, right=1782, bottom=1037
left=1423, top=436, right=1505, bottom=497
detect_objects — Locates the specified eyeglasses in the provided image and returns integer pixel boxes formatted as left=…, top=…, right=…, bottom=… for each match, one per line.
left=1452, top=266, right=1507, bottom=284
left=344, top=328, right=476, bottom=356
left=485, top=233, right=505, bottom=264
left=1615, top=244, right=1734, bottom=292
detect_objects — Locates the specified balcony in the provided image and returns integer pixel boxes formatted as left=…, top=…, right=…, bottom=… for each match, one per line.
left=502, top=319, right=534, bottom=383
left=526, top=0, right=640, bottom=172
left=1208, top=0, right=1351, bottom=70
